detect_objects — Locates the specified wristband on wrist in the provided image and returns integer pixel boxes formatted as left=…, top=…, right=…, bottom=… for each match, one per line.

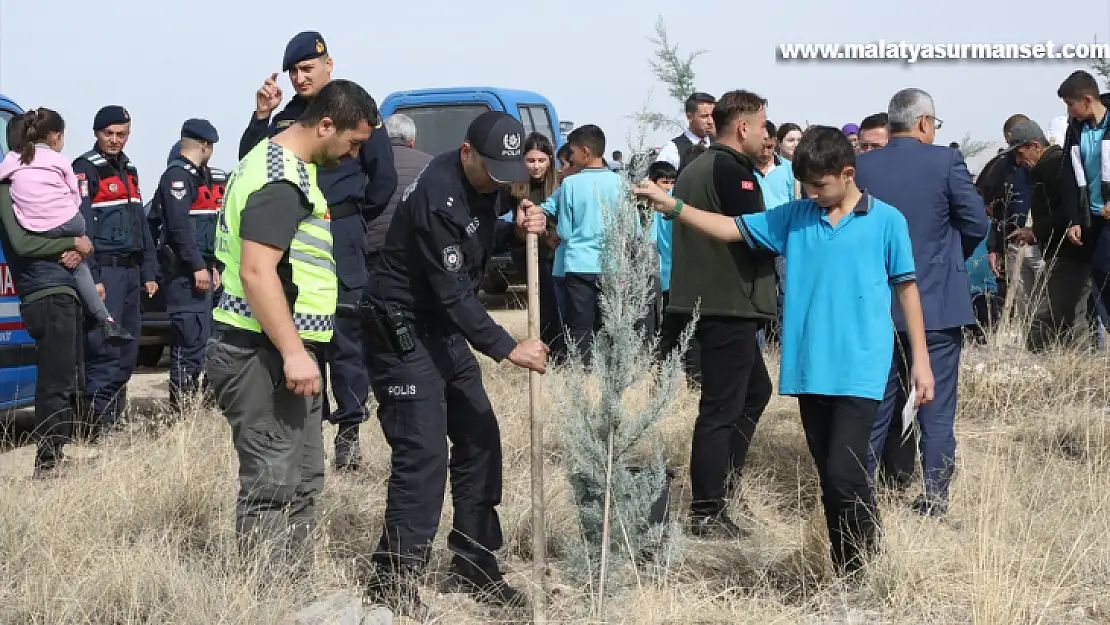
left=664, top=198, right=684, bottom=221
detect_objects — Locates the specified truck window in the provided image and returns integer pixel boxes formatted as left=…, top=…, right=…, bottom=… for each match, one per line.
left=395, top=103, right=492, bottom=157
left=518, top=105, right=555, bottom=146
left=0, top=110, right=12, bottom=154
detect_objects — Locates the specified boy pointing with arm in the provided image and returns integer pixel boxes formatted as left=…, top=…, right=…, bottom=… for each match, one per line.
left=635, top=125, right=934, bottom=574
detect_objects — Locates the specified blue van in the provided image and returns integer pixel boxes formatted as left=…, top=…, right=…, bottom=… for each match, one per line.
left=0, top=94, right=37, bottom=411
left=378, top=86, right=570, bottom=156
left=378, top=87, right=571, bottom=293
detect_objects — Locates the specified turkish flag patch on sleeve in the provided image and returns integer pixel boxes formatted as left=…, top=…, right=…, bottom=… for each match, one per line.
left=741, top=180, right=754, bottom=191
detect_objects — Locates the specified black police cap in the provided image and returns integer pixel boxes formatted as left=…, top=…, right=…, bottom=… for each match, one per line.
left=465, top=111, right=528, bottom=184
left=283, top=31, right=328, bottom=72
left=181, top=118, right=219, bottom=144
left=93, top=105, right=130, bottom=131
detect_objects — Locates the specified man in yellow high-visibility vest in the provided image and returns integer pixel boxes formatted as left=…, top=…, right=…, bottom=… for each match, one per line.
left=206, top=78, right=377, bottom=574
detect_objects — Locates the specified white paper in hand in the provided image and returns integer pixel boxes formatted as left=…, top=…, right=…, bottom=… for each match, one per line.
left=901, top=385, right=918, bottom=439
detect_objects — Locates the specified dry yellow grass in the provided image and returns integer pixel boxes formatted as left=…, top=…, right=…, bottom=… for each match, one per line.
left=0, top=305, right=1108, bottom=624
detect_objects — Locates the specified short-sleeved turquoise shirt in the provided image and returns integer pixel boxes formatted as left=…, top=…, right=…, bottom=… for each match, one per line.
left=736, top=193, right=916, bottom=400
left=1080, top=112, right=1108, bottom=213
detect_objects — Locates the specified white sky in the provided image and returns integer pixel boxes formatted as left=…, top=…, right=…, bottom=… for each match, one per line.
left=1, top=0, right=1108, bottom=180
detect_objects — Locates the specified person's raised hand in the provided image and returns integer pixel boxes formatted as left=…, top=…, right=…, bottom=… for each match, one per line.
left=508, top=338, right=550, bottom=374
left=255, top=73, right=283, bottom=119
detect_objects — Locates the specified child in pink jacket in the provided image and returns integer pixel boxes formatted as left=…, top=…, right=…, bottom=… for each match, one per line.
left=0, top=108, right=131, bottom=345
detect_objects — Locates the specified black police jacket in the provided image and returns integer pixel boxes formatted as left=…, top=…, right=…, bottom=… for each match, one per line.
left=367, top=149, right=519, bottom=361
left=238, top=94, right=398, bottom=217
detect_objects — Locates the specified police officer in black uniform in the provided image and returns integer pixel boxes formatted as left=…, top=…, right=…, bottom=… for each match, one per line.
left=361, top=112, right=548, bottom=615
left=240, top=32, right=397, bottom=470
left=149, top=119, right=226, bottom=410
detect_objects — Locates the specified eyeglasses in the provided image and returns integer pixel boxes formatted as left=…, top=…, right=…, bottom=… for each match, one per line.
left=858, top=142, right=884, bottom=152
left=923, top=115, right=944, bottom=130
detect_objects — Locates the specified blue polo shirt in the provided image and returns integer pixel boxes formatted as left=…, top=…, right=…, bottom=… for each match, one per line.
left=541, top=187, right=566, bottom=277
left=543, top=167, right=623, bottom=275
left=1081, top=112, right=1108, bottom=213
left=754, top=157, right=796, bottom=210
left=736, top=193, right=916, bottom=400
left=654, top=211, right=673, bottom=291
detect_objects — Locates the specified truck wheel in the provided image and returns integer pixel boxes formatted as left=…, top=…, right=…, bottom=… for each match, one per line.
left=137, top=345, right=165, bottom=368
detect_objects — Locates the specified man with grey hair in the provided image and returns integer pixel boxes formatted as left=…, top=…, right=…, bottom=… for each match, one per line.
left=367, top=114, right=432, bottom=266
left=856, top=87, right=989, bottom=517
left=385, top=113, right=417, bottom=149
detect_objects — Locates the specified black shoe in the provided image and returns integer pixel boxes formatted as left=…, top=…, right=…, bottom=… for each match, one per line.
left=911, top=494, right=948, bottom=518
left=100, top=319, right=134, bottom=347
left=334, top=423, right=361, bottom=471
left=444, top=561, right=527, bottom=608
left=364, top=569, right=430, bottom=620
left=32, top=447, right=65, bottom=479
left=687, top=512, right=748, bottom=540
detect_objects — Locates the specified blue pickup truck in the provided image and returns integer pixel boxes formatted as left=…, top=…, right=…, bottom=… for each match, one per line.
left=0, top=94, right=37, bottom=411
left=378, top=86, right=571, bottom=294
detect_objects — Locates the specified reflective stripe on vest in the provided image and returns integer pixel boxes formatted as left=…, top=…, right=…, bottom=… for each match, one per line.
left=82, top=151, right=142, bottom=207
left=217, top=292, right=334, bottom=333
left=213, top=139, right=337, bottom=343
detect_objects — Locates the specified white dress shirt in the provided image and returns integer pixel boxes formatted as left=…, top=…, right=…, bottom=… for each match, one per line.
left=655, top=128, right=712, bottom=169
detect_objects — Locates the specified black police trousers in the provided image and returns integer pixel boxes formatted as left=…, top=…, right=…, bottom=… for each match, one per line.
left=365, top=331, right=504, bottom=575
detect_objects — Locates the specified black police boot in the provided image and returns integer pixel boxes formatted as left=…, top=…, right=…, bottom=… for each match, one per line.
left=444, top=558, right=528, bottom=609
left=687, top=512, right=748, bottom=540
left=100, top=318, right=134, bottom=347
left=334, top=423, right=361, bottom=471
left=364, top=566, right=430, bottom=621
left=31, top=443, right=66, bottom=479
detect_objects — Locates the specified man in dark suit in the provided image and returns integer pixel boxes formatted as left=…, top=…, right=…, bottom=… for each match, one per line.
left=855, top=88, right=990, bottom=516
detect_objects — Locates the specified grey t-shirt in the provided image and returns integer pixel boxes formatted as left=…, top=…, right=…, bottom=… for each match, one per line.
left=236, top=181, right=314, bottom=303
left=239, top=181, right=313, bottom=249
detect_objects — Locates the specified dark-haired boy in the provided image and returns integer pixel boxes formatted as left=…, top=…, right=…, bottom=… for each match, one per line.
left=1058, top=69, right=1110, bottom=321
left=647, top=162, right=676, bottom=350
left=543, top=124, right=622, bottom=362
left=635, top=126, right=935, bottom=574
left=650, top=161, right=700, bottom=378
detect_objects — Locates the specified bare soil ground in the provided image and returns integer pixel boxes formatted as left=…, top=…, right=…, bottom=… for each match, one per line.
left=0, top=297, right=1107, bottom=624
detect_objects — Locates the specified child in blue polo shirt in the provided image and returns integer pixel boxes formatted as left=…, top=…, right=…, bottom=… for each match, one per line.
left=634, top=126, right=935, bottom=575
left=542, top=124, right=622, bottom=363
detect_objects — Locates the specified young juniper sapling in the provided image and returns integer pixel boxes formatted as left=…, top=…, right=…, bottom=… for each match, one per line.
left=552, top=120, right=697, bottom=611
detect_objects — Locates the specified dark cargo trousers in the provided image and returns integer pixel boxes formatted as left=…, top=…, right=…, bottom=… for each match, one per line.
left=365, top=331, right=504, bottom=577
left=205, top=332, right=325, bottom=571
left=321, top=214, right=370, bottom=426
left=164, top=273, right=213, bottom=410
left=84, top=262, right=142, bottom=429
